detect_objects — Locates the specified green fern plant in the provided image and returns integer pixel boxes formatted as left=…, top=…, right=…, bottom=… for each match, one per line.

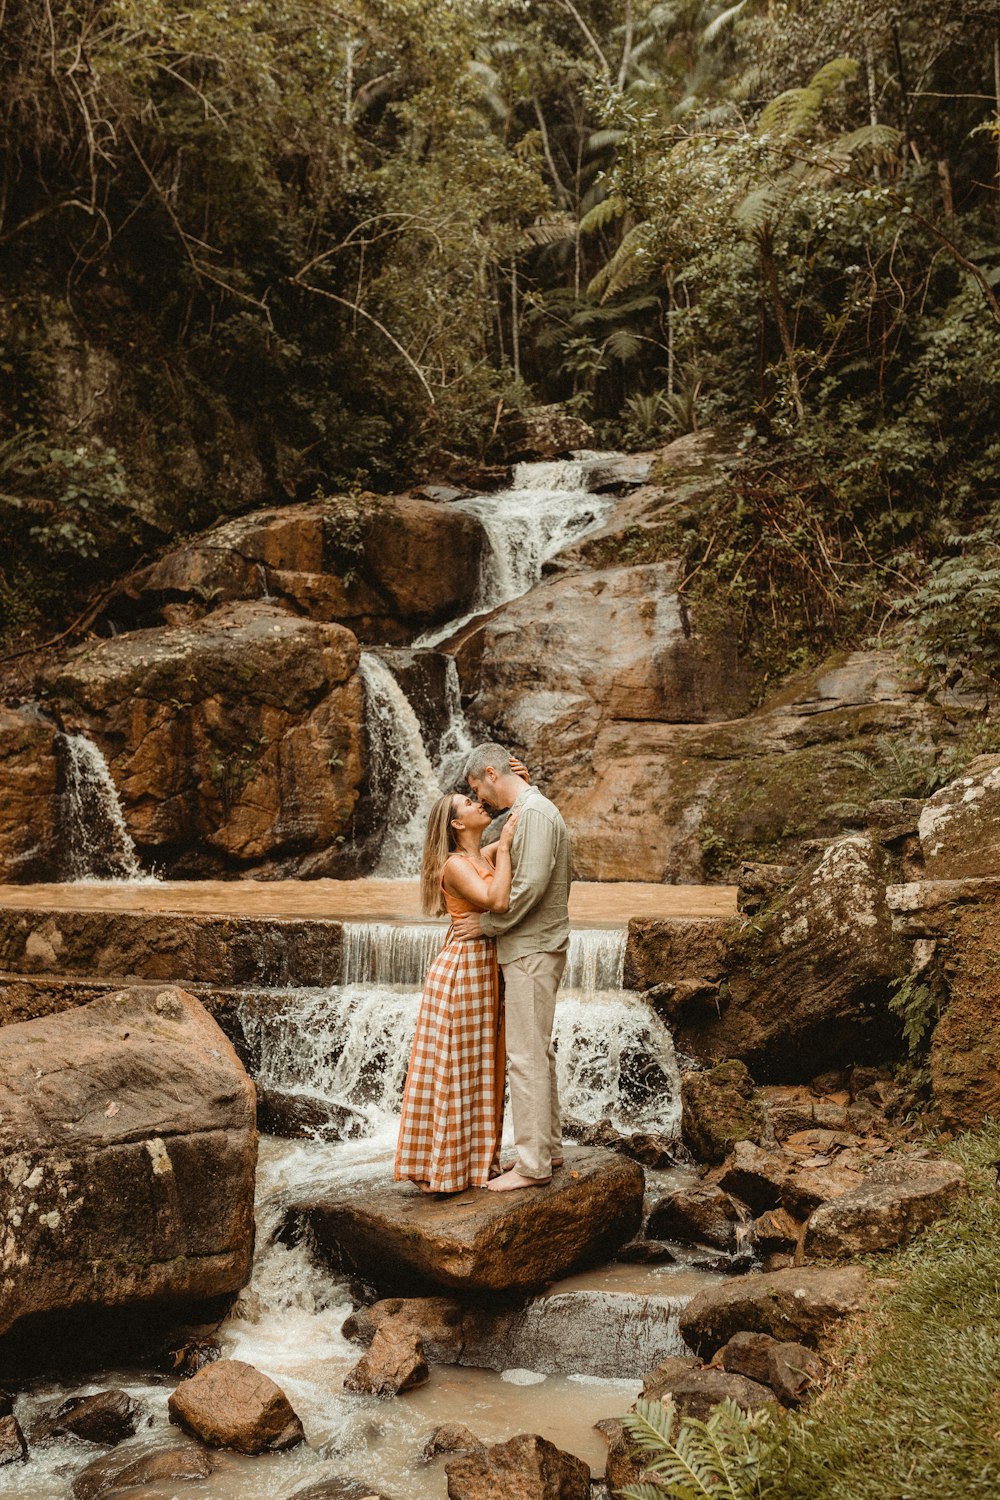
left=620, top=1396, right=774, bottom=1500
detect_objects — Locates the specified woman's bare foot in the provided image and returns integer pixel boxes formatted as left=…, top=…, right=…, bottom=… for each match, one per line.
left=487, top=1169, right=550, bottom=1192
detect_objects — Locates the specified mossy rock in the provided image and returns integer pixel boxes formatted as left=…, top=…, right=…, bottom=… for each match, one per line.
left=681, top=1060, right=768, bottom=1165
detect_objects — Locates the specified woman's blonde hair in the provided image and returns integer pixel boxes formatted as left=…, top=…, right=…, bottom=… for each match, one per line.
left=420, top=792, right=460, bottom=915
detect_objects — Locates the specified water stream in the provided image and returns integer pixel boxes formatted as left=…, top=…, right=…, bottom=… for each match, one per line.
left=58, top=733, right=152, bottom=883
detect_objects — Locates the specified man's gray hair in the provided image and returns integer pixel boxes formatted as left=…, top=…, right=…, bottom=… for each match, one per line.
left=464, top=742, right=512, bottom=783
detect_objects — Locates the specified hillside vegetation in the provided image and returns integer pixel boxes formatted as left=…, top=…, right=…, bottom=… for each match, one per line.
left=2, top=0, right=999, bottom=682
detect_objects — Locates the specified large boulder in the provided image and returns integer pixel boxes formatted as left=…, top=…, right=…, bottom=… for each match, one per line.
left=668, top=835, right=908, bottom=1080
left=290, top=1147, right=644, bottom=1296
left=679, top=1266, right=869, bottom=1358
left=167, top=1358, right=305, bottom=1454
left=919, top=755, right=1000, bottom=879
left=719, top=1332, right=825, bottom=1408
left=804, top=1156, right=965, bottom=1257
left=0, top=703, right=60, bottom=881
left=41, top=601, right=364, bottom=877
left=505, top=403, right=596, bottom=458
left=715, top=1140, right=862, bottom=1219
left=445, top=1433, right=591, bottom=1500
left=0, top=985, right=256, bottom=1337
left=120, top=495, right=484, bottom=643
left=680, top=1061, right=769, bottom=1164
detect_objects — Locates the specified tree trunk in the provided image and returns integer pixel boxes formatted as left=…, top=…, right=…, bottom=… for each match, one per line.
left=759, top=230, right=805, bottom=424
left=510, top=259, right=520, bottom=383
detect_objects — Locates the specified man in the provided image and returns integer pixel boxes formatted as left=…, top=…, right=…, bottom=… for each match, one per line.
left=453, top=743, right=571, bottom=1192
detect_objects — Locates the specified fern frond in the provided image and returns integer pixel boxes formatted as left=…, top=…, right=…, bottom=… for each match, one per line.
left=703, top=0, right=747, bottom=45
left=622, top=1397, right=678, bottom=1448
left=759, top=56, right=858, bottom=138
left=587, top=127, right=627, bottom=153
left=606, top=327, right=643, bottom=360
left=579, top=193, right=627, bottom=234
left=810, top=56, right=861, bottom=97
left=522, top=216, right=576, bottom=246
left=587, top=221, right=654, bottom=301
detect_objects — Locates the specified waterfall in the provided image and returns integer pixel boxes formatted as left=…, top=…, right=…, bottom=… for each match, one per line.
left=243, top=925, right=680, bottom=1140
left=359, top=653, right=443, bottom=879
left=436, top=655, right=474, bottom=787
left=415, top=455, right=618, bottom=648
left=59, top=732, right=150, bottom=882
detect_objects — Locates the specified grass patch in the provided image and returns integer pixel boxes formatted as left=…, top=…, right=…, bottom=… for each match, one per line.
left=765, top=1123, right=1000, bottom=1500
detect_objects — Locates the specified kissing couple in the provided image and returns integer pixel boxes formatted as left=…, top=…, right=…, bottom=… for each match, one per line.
left=393, top=743, right=571, bottom=1195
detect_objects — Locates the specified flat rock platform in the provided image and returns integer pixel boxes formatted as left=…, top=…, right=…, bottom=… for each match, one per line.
left=0, top=878, right=737, bottom=925
left=288, top=1145, right=646, bottom=1297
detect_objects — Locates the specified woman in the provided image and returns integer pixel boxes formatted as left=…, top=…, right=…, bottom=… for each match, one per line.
left=393, top=791, right=521, bottom=1194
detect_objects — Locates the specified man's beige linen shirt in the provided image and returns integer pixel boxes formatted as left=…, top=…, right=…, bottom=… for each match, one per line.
left=478, top=785, right=570, bottom=963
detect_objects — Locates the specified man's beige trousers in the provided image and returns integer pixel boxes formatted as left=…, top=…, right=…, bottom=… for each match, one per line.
left=502, top=948, right=567, bottom=1179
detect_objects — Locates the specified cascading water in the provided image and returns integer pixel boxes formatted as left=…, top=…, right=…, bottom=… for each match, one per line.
left=415, top=454, right=618, bottom=649
left=359, top=653, right=443, bottom=878
left=58, top=732, right=151, bottom=882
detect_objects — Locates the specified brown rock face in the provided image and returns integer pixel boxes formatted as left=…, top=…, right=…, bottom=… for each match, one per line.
left=42, top=601, right=364, bottom=876
left=71, top=1441, right=214, bottom=1500
left=342, top=1324, right=430, bottom=1397
left=0, top=1392, right=27, bottom=1465
left=596, top=1417, right=647, bottom=1495
left=342, top=1298, right=466, bottom=1364
left=123, top=495, right=484, bottom=643
left=679, top=1266, right=869, bottom=1358
left=294, top=1146, right=644, bottom=1296
left=804, top=1157, right=965, bottom=1258
left=919, top=755, right=1000, bottom=879
left=642, top=1364, right=775, bottom=1421
left=168, top=1358, right=305, bottom=1454
left=0, top=985, right=257, bottom=1338
left=680, top=1061, right=768, bottom=1165
left=0, top=704, right=59, bottom=881
left=506, top=404, right=596, bottom=458
left=673, top=835, right=908, bottom=1080
left=720, top=1332, right=825, bottom=1408
left=445, top=1433, right=591, bottom=1500
left=289, top=1482, right=398, bottom=1500
left=715, top=1140, right=862, bottom=1219
left=927, top=891, right=1000, bottom=1130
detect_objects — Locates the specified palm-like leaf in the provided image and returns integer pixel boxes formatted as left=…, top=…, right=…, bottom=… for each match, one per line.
left=579, top=193, right=627, bottom=234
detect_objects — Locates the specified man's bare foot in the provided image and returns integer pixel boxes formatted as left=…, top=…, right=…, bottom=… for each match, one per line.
left=487, top=1169, right=549, bottom=1192
left=501, top=1158, right=563, bottom=1171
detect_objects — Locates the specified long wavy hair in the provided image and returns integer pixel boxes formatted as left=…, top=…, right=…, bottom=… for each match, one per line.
left=420, top=792, right=460, bottom=915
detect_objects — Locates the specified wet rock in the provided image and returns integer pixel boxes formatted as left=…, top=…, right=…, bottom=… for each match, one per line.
left=565, top=1118, right=683, bottom=1169
left=42, top=600, right=365, bottom=878
left=0, top=1391, right=27, bottom=1465
left=680, top=1061, right=768, bottom=1165
left=804, top=1157, right=965, bottom=1257
left=595, top=1417, right=646, bottom=1494
left=506, top=403, right=596, bottom=458
left=625, top=919, right=730, bottom=994
left=445, top=1432, right=591, bottom=1500
left=34, top=1389, right=148, bottom=1446
left=0, top=986, right=256, bottom=1338
left=616, top=1239, right=677, bottom=1265
left=257, top=1088, right=366, bottom=1142
left=161, top=1336, right=222, bottom=1380
left=714, top=1135, right=863, bottom=1219
left=343, top=1324, right=430, bottom=1398
left=0, top=703, right=59, bottom=881
left=758, top=1085, right=821, bottom=1139
left=168, top=1358, right=304, bottom=1454
left=720, top=1332, right=825, bottom=1408
left=646, top=1182, right=745, bottom=1251
left=679, top=1266, right=869, bottom=1358
left=342, top=1298, right=465, bottom=1364
left=293, top=1146, right=644, bottom=1296
left=288, top=1483, right=397, bottom=1500
left=71, top=1441, right=214, bottom=1499
left=643, top=1359, right=774, bottom=1420
left=422, top=1424, right=486, bottom=1461
left=749, top=1207, right=802, bottom=1257
left=919, top=755, right=1000, bottom=879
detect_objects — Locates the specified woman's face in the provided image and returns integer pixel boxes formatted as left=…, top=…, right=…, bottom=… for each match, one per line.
left=451, top=793, right=491, bottom=833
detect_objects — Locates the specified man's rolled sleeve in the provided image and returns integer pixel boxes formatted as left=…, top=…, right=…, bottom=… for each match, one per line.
left=479, top=809, right=556, bottom=937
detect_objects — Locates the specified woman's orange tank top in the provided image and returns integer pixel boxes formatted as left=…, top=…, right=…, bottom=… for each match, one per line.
left=442, top=859, right=493, bottom=921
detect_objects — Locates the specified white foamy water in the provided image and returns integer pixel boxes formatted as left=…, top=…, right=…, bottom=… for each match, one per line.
left=416, top=454, right=617, bottom=648
left=359, top=653, right=443, bottom=878
left=59, top=732, right=153, bottom=882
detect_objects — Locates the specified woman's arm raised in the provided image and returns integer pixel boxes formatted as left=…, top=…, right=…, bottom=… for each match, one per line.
left=442, top=809, right=521, bottom=913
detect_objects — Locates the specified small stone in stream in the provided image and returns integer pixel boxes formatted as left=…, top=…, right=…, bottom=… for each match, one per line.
left=804, top=1157, right=966, bottom=1258
left=34, top=1389, right=148, bottom=1446
left=168, top=1358, right=305, bottom=1454
left=71, top=1441, right=213, bottom=1500
left=680, top=1266, right=869, bottom=1358
left=421, top=1423, right=486, bottom=1461
left=343, top=1325, right=430, bottom=1398
left=445, top=1432, right=591, bottom=1500
left=161, top=1336, right=222, bottom=1380
left=0, top=1391, right=27, bottom=1464
left=341, top=1297, right=465, bottom=1363
left=616, top=1238, right=677, bottom=1265
left=646, top=1182, right=746, bottom=1252
left=288, top=1481, right=398, bottom=1500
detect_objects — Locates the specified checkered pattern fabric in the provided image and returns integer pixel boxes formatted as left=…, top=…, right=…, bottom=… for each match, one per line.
left=394, top=932, right=504, bottom=1193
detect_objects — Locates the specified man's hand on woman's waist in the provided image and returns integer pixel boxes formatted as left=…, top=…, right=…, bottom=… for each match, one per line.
left=453, top=912, right=484, bottom=940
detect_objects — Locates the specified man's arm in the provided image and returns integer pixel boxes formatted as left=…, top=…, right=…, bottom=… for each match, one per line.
left=478, top=808, right=556, bottom=937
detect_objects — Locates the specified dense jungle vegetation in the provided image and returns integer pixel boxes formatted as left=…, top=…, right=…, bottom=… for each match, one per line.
left=2, top=0, right=1000, bottom=673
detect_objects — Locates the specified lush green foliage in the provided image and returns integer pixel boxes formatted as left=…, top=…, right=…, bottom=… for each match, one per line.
left=621, top=1396, right=773, bottom=1500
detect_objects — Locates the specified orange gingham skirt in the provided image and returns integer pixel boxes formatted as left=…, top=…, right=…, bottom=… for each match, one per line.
left=393, top=932, right=504, bottom=1193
